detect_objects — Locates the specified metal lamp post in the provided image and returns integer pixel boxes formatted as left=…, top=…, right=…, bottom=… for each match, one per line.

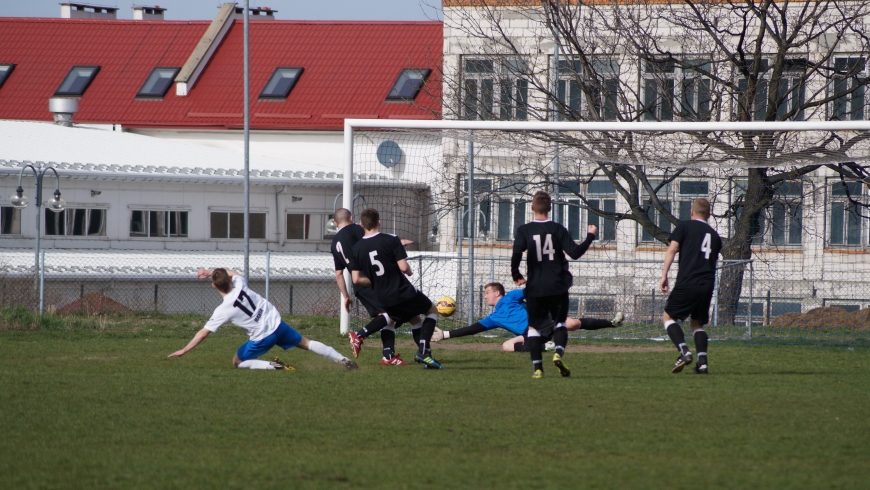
left=10, top=163, right=66, bottom=315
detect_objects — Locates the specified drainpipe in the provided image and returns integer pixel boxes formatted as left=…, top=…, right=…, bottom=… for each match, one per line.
left=275, top=185, right=287, bottom=246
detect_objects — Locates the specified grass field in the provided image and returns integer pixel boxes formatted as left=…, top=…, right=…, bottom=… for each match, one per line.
left=1, top=311, right=868, bottom=489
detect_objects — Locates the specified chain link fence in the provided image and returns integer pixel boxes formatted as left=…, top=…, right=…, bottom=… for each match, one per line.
left=1, top=248, right=867, bottom=346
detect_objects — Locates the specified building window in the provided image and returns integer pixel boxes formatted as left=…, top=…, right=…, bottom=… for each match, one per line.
left=586, top=180, right=617, bottom=241
left=643, top=59, right=712, bottom=121
left=45, top=208, right=106, bottom=236
left=640, top=181, right=671, bottom=243
left=463, top=58, right=528, bottom=121
left=642, top=59, right=676, bottom=121
left=387, top=68, right=431, bottom=101
left=556, top=60, right=582, bottom=121
left=832, top=57, right=866, bottom=121
left=828, top=181, right=866, bottom=246
left=767, top=182, right=803, bottom=245
left=677, top=180, right=709, bottom=221
left=130, top=210, right=188, bottom=237
left=461, top=178, right=492, bottom=238
left=286, top=213, right=310, bottom=240
left=55, top=66, right=100, bottom=97
left=776, top=59, right=807, bottom=121
left=210, top=212, right=266, bottom=239
left=1, top=206, right=21, bottom=235
left=137, top=67, right=180, bottom=98
left=556, top=58, right=619, bottom=121
left=0, top=64, right=16, bottom=90
left=679, top=60, right=712, bottom=121
left=496, top=199, right=527, bottom=241
left=589, top=59, right=620, bottom=121
left=259, top=67, right=303, bottom=99
left=736, top=59, right=770, bottom=121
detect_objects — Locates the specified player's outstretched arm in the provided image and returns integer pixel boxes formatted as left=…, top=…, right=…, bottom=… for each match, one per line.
left=432, top=322, right=488, bottom=341
left=660, top=240, right=680, bottom=293
left=564, top=225, right=597, bottom=260
left=168, top=328, right=211, bottom=358
left=334, top=270, right=353, bottom=311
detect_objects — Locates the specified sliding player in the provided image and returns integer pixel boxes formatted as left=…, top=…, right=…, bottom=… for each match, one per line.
left=431, top=282, right=624, bottom=352
left=512, top=191, right=597, bottom=378
left=168, top=268, right=358, bottom=371
left=330, top=208, right=419, bottom=366
left=660, top=198, right=722, bottom=374
left=350, top=208, right=443, bottom=369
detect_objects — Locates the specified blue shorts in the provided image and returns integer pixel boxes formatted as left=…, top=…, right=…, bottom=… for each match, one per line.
left=236, top=321, right=303, bottom=361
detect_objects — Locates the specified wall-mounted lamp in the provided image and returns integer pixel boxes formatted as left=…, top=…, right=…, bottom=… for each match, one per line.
left=90, top=190, right=101, bottom=197
left=291, top=196, right=303, bottom=202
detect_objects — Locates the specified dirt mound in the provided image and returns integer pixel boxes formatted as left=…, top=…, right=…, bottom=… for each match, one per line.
left=58, top=292, right=132, bottom=315
left=770, top=306, right=870, bottom=329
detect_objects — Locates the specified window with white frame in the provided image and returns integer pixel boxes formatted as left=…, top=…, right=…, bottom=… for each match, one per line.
left=676, top=180, right=710, bottom=221
left=553, top=181, right=581, bottom=240
left=639, top=180, right=672, bottom=243
left=462, top=178, right=492, bottom=238
left=736, top=58, right=807, bottom=121
left=589, top=59, right=620, bottom=121
left=831, top=57, right=867, bottom=121
left=462, top=59, right=528, bottom=121
left=130, top=210, right=188, bottom=238
left=45, top=208, right=106, bottom=236
left=1, top=206, right=21, bottom=235
left=496, top=198, right=528, bottom=241
left=643, top=59, right=713, bottom=121
left=586, top=179, right=617, bottom=241
left=733, top=179, right=803, bottom=246
left=555, top=60, right=582, bottom=121
left=210, top=212, right=266, bottom=239
left=828, top=180, right=867, bottom=246
left=286, top=213, right=327, bottom=241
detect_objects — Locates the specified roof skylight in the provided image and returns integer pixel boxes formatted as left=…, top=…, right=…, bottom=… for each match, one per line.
left=55, top=66, right=100, bottom=97
left=387, top=68, right=431, bottom=101
left=259, top=67, right=303, bottom=99
left=0, top=64, right=16, bottom=90
left=137, top=67, right=180, bottom=98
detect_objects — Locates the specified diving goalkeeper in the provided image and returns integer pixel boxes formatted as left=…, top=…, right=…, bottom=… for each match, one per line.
left=431, top=282, right=624, bottom=352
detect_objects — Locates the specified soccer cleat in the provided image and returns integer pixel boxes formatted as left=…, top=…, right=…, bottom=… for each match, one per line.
left=340, top=358, right=359, bottom=371
left=553, top=353, right=571, bottom=377
left=544, top=340, right=556, bottom=352
left=270, top=357, right=296, bottom=371
left=381, top=353, right=408, bottom=366
left=532, top=369, right=543, bottom=379
left=414, top=353, right=443, bottom=370
left=349, top=331, right=363, bottom=358
left=694, top=363, right=708, bottom=374
left=611, top=312, right=625, bottom=327
left=670, top=352, right=694, bottom=373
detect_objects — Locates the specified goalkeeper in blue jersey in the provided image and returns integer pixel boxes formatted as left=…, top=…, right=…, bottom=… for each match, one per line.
left=431, top=282, right=624, bottom=352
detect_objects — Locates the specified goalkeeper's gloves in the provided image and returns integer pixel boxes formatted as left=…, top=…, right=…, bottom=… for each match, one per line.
left=431, top=327, right=448, bottom=342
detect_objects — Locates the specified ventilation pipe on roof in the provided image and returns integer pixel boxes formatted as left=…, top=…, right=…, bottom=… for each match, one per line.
left=175, top=3, right=237, bottom=97
left=233, top=6, right=278, bottom=19
left=49, top=98, right=78, bottom=127
left=132, top=5, right=166, bottom=20
left=60, top=3, right=119, bottom=19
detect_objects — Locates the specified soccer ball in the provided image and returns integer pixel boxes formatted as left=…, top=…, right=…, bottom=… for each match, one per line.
left=435, top=296, right=457, bottom=317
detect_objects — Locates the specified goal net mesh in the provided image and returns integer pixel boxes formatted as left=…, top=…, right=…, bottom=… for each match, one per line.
left=348, top=126, right=870, bottom=346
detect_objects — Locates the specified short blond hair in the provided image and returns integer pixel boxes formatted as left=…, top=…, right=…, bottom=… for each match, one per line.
left=692, top=198, right=711, bottom=219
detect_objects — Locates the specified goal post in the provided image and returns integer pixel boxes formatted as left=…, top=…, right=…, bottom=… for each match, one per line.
left=341, top=119, right=870, bottom=345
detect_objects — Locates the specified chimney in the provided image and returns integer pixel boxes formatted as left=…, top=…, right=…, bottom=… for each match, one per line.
left=49, top=98, right=79, bottom=127
left=132, top=5, right=166, bottom=21
left=60, top=3, right=119, bottom=20
left=233, top=6, right=278, bottom=19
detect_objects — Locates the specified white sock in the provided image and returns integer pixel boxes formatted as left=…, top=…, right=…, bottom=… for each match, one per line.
left=308, top=340, right=345, bottom=363
left=238, top=360, right=275, bottom=370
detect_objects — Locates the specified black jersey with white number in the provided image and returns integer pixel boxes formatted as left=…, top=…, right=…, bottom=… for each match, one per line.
left=330, top=223, right=364, bottom=271
left=349, top=232, right=416, bottom=307
left=669, top=219, right=723, bottom=287
left=512, top=220, right=595, bottom=297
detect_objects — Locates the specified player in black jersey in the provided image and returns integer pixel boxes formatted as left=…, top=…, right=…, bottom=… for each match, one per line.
left=511, top=191, right=597, bottom=378
left=330, top=208, right=420, bottom=366
left=660, top=198, right=722, bottom=374
left=349, top=208, right=443, bottom=370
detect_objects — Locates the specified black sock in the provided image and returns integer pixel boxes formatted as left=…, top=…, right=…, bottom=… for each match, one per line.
left=553, top=327, right=568, bottom=356
left=579, top=318, right=613, bottom=330
left=694, top=330, right=708, bottom=365
left=412, top=327, right=421, bottom=346
left=513, top=342, right=528, bottom=352
left=666, top=322, right=689, bottom=355
left=527, top=336, right=543, bottom=372
left=418, top=318, right=436, bottom=355
left=381, top=328, right=396, bottom=359
left=358, top=315, right=388, bottom=339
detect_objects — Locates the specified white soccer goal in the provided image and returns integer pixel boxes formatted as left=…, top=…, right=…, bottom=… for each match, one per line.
left=341, top=120, right=870, bottom=346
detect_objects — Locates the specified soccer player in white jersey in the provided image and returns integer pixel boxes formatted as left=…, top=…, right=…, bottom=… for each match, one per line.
left=168, top=268, right=358, bottom=371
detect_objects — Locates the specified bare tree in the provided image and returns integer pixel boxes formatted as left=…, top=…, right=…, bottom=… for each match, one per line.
left=439, top=0, right=870, bottom=323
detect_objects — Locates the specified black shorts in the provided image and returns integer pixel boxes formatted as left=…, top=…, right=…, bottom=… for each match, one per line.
left=383, top=290, right=432, bottom=326
left=525, top=293, right=569, bottom=331
left=353, top=286, right=383, bottom=318
left=513, top=321, right=556, bottom=352
left=665, top=281, right=715, bottom=326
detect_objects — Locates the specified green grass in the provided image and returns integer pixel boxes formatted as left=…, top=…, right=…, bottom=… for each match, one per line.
left=1, top=312, right=868, bottom=489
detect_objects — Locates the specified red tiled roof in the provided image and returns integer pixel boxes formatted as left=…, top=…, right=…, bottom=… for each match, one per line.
left=0, top=18, right=442, bottom=130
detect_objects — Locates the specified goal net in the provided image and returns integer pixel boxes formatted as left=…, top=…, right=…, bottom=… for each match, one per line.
left=343, top=120, right=870, bottom=347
